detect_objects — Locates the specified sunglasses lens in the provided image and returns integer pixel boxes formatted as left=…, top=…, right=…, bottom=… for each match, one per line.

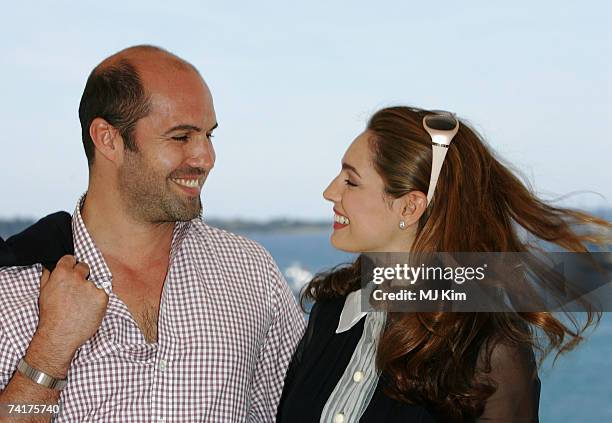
left=425, top=114, right=457, bottom=131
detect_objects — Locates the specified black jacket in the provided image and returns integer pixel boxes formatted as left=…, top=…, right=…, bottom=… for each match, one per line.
left=0, top=211, right=73, bottom=270
left=277, top=298, right=541, bottom=422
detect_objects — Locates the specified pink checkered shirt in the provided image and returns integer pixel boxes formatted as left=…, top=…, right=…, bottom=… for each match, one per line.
left=0, top=196, right=305, bottom=422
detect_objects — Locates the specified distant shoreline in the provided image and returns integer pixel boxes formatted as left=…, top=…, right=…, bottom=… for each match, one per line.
left=205, top=218, right=330, bottom=235
left=1, top=209, right=610, bottom=239
left=0, top=217, right=332, bottom=239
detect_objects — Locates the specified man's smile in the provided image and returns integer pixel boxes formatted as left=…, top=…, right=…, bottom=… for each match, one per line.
left=170, top=176, right=203, bottom=195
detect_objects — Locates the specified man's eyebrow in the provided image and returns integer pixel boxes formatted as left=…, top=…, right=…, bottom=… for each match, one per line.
left=163, top=122, right=218, bottom=136
left=342, top=162, right=361, bottom=177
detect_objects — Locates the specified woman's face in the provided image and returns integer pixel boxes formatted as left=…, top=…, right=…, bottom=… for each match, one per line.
left=323, top=131, right=412, bottom=253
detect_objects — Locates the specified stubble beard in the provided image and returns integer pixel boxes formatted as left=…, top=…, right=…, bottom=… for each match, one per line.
left=118, top=152, right=203, bottom=223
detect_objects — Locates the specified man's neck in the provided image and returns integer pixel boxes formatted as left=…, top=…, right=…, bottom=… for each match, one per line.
left=80, top=188, right=174, bottom=267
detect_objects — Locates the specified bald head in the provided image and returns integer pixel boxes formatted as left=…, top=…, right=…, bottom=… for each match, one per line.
left=78, top=45, right=202, bottom=167
left=99, top=45, right=199, bottom=77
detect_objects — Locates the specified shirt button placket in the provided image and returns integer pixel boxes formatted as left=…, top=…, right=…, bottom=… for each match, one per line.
left=153, top=352, right=168, bottom=421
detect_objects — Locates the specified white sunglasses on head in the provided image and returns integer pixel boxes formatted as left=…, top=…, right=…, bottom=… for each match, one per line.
left=422, top=111, right=460, bottom=205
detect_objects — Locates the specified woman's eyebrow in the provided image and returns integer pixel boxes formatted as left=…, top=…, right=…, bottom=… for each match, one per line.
left=342, top=162, right=361, bottom=177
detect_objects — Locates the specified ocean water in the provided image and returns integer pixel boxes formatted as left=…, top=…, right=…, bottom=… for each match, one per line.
left=249, top=230, right=612, bottom=423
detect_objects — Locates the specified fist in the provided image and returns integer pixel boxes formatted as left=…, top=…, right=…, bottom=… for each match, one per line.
left=36, top=255, right=109, bottom=355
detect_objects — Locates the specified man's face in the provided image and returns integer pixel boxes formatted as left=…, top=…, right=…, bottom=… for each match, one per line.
left=118, top=66, right=217, bottom=223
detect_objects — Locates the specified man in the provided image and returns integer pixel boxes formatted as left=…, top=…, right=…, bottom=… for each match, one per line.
left=0, top=45, right=305, bottom=422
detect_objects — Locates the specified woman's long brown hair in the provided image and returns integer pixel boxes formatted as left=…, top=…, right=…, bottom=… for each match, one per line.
left=302, top=106, right=611, bottom=420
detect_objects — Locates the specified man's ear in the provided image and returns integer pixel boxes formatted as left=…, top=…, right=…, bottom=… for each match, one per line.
left=89, top=118, right=124, bottom=165
left=397, top=190, right=428, bottom=225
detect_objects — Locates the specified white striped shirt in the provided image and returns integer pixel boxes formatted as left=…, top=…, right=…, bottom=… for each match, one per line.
left=321, top=289, right=386, bottom=423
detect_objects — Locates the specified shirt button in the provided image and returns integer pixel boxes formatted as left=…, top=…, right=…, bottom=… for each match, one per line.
left=333, top=412, right=345, bottom=423
left=159, top=360, right=167, bottom=371
left=101, top=281, right=111, bottom=289
left=353, top=370, right=364, bottom=383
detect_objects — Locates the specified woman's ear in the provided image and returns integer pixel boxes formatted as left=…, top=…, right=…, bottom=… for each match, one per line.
left=89, top=118, right=124, bottom=165
left=398, top=190, right=427, bottom=225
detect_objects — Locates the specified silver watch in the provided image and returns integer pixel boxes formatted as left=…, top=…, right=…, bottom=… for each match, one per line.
left=17, top=358, right=68, bottom=390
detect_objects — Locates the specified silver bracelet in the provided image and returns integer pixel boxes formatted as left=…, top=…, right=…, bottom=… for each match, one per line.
left=17, top=359, right=68, bottom=390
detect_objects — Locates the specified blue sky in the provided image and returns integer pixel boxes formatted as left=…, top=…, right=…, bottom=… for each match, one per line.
left=1, top=1, right=611, bottom=220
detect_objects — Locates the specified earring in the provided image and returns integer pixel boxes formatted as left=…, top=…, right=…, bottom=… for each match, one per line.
left=399, top=220, right=406, bottom=230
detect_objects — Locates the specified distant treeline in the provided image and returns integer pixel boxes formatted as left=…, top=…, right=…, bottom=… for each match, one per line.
left=205, top=218, right=329, bottom=234
left=1, top=209, right=611, bottom=240
left=0, top=219, right=38, bottom=239
left=0, top=216, right=330, bottom=239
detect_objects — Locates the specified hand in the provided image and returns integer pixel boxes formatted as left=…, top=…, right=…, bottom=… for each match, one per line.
left=30, top=255, right=109, bottom=371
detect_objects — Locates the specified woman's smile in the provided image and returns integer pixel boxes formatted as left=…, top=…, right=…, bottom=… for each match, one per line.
left=333, top=208, right=350, bottom=230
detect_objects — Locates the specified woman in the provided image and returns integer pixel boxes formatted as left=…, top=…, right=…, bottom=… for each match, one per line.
left=277, top=106, right=611, bottom=422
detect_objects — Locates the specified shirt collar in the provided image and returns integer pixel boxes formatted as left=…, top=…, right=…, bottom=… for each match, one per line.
left=72, top=194, right=113, bottom=290
left=336, top=289, right=368, bottom=334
